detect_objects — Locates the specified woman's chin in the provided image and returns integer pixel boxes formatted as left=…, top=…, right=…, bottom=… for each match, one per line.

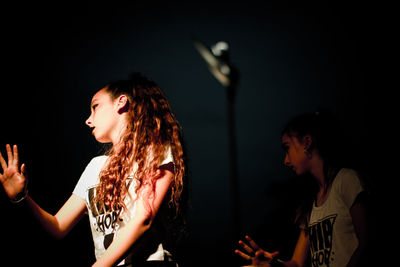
left=94, top=135, right=112, bottom=144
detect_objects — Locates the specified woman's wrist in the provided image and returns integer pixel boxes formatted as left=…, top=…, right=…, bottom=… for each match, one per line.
left=10, top=189, right=29, bottom=204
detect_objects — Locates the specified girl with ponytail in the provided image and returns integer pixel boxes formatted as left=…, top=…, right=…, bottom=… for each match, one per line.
left=236, top=110, right=369, bottom=267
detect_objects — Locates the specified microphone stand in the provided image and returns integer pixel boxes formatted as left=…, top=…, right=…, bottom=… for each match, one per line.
left=193, top=39, right=241, bottom=239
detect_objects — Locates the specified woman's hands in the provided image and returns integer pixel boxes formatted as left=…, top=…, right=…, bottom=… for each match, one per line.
left=0, top=144, right=28, bottom=200
left=235, top=235, right=280, bottom=267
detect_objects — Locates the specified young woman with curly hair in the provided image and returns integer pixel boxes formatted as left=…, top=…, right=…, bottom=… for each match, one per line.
left=0, top=73, right=187, bottom=267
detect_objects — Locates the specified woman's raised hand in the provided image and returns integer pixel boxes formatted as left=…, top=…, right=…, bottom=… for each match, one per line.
left=0, top=144, right=28, bottom=200
left=235, top=235, right=280, bottom=267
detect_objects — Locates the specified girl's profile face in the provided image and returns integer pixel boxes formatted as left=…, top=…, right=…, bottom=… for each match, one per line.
left=85, top=88, right=121, bottom=143
left=281, top=133, right=310, bottom=175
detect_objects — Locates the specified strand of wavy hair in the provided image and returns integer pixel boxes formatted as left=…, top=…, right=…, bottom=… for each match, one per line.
left=93, top=79, right=186, bottom=219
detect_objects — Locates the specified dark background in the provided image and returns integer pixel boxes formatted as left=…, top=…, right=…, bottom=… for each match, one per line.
left=1, top=1, right=393, bottom=266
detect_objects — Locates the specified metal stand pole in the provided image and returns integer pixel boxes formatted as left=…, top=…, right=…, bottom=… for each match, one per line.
left=193, top=38, right=241, bottom=239
left=226, top=84, right=240, bottom=239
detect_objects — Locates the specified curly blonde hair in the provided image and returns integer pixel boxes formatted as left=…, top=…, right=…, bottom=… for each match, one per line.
left=94, top=73, right=186, bottom=218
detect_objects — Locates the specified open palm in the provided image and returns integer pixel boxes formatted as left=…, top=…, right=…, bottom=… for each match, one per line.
left=236, top=235, right=280, bottom=267
left=0, top=144, right=27, bottom=199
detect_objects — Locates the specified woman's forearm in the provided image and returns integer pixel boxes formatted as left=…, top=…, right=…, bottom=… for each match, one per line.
left=25, top=196, right=64, bottom=239
left=93, top=171, right=173, bottom=267
left=92, top=216, right=152, bottom=267
left=25, top=194, right=86, bottom=239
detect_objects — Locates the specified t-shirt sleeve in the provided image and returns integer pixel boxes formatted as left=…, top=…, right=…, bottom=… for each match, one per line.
left=73, top=156, right=107, bottom=200
left=158, top=145, right=175, bottom=174
left=338, top=168, right=364, bottom=209
left=159, top=145, right=174, bottom=166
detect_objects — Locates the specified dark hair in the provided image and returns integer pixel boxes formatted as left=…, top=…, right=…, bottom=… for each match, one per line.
left=282, top=108, right=345, bottom=226
left=282, top=108, right=344, bottom=166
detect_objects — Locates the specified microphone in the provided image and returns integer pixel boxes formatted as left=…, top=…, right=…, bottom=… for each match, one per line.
left=193, top=38, right=237, bottom=87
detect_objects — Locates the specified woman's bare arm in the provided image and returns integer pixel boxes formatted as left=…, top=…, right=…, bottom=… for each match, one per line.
left=92, top=169, right=174, bottom=267
left=1, top=144, right=86, bottom=239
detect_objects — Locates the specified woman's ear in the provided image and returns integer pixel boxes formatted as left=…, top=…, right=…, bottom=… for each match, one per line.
left=302, top=134, right=313, bottom=151
left=302, top=135, right=314, bottom=159
left=116, top=95, right=129, bottom=114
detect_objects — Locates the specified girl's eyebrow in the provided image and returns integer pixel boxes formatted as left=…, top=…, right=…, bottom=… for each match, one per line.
left=90, top=98, right=99, bottom=107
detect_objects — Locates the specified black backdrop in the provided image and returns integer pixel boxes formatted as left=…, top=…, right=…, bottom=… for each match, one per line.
left=1, top=1, right=393, bottom=266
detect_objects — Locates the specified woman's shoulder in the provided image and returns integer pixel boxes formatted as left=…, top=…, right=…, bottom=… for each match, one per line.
left=333, top=168, right=364, bottom=208
left=335, top=168, right=361, bottom=184
left=89, top=155, right=108, bottom=163
left=86, top=155, right=109, bottom=169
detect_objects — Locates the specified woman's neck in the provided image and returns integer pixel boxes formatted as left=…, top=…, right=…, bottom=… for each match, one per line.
left=110, top=114, right=129, bottom=145
left=312, top=157, right=340, bottom=206
left=309, top=154, right=326, bottom=190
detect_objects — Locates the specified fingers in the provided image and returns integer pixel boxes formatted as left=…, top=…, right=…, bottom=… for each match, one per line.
left=1, top=144, right=20, bottom=169
left=0, top=150, right=7, bottom=171
left=13, top=145, right=19, bottom=167
left=260, top=250, right=279, bottom=259
left=245, top=235, right=261, bottom=251
left=21, top=163, right=26, bottom=176
left=237, top=237, right=257, bottom=262
left=237, top=235, right=277, bottom=264
left=239, top=240, right=254, bottom=255
left=6, top=144, right=13, bottom=166
left=0, top=144, right=26, bottom=184
left=269, top=251, right=279, bottom=258
left=234, top=249, right=252, bottom=261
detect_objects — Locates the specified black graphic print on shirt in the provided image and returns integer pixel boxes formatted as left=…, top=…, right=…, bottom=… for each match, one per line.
left=87, top=186, right=124, bottom=249
left=308, top=214, right=337, bottom=267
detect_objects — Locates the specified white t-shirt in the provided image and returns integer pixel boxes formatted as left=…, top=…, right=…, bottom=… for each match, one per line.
left=73, top=146, right=174, bottom=266
left=308, top=168, right=364, bottom=267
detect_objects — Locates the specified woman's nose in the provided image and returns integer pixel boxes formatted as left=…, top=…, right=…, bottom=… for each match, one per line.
left=85, top=116, right=92, bottom=127
left=284, top=154, right=291, bottom=166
